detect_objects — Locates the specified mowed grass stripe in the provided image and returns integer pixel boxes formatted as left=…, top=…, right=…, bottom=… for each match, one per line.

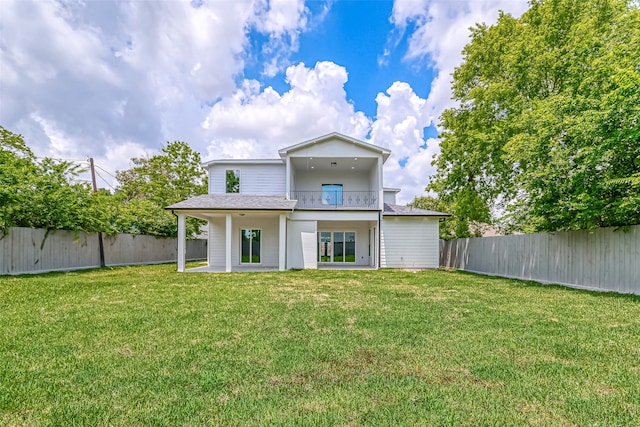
left=1, top=265, right=639, bottom=426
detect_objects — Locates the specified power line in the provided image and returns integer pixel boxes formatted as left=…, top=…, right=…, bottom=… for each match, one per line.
left=94, top=163, right=118, bottom=180
left=94, top=169, right=116, bottom=190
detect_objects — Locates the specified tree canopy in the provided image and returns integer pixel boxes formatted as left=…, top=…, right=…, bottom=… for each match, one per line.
left=116, top=141, right=207, bottom=207
left=1, top=126, right=207, bottom=238
left=114, top=141, right=208, bottom=237
left=1, top=126, right=100, bottom=233
left=429, top=0, right=640, bottom=235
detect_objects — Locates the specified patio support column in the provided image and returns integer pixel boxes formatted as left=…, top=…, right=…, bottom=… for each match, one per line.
left=378, top=155, right=384, bottom=210
left=375, top=218, right=381, bottom=269
left=177, top=214, right=186, bottom=272
left=225, top=214, right=232, bottom=272
left=279, top=213, right=286, bottom=271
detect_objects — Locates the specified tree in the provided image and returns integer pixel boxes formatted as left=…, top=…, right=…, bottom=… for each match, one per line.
left=116, top=141, right=207, bottom=205
left=0, top=126, right=100, bottom=234
left=115, top=141, right=208, bottom=237
left=409, top=195, right=491, bottom=239
left=429, top=0, right=640, bottom=234
left=1, top=128, right=208, bottom=238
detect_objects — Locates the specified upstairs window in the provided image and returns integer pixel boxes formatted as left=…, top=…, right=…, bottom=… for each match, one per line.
left=322, top=184, right=343, bottom=205
left=226, top=169, right=240, bottom=193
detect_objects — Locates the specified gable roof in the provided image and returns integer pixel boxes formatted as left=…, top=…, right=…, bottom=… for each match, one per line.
left=278, top=132, right=391, bottom=162
left=383, top=203, right=451, bottom=217
left=166, top=195, right=297, bottom=211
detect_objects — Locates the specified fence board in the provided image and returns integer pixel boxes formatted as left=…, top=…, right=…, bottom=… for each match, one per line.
left=440, top=225, right=640, bottom=295
left=0, top=227, right=207, bottom=275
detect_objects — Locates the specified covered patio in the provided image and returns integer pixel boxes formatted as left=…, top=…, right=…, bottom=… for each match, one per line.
left=166, top=195, right=297, bottom=273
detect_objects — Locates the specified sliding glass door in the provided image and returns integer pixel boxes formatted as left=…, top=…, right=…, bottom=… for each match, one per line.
left=241, top=229, right=261, bottom=264
left=318, top=231, right=355, bottom=263
left=319, top=231, right=332, bottom=262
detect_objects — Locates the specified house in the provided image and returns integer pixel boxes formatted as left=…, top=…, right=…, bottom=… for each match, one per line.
left=166, top=132, right=450, bottom=272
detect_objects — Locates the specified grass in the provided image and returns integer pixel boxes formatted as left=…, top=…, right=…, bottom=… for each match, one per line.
left=1, top=265, right=639, bottom=426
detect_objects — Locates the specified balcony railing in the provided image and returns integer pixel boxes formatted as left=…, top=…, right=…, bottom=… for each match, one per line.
left=291, top=191, right=378, bottom=209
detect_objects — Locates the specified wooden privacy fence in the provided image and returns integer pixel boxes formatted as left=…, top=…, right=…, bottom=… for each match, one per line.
left=440, top=225, right=639, bottom=295
left=0, top=227, right=207, bottom=275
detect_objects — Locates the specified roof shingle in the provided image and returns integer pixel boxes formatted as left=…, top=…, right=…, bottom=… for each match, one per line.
left=383, top=203, right=450, bottom=217
left=166, top=194, right=297, bottom=211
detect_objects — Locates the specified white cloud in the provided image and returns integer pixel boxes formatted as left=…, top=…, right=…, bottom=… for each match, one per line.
left=372, top=0, right=529, bottom=203
left=254, top=0, right=311, bottom=76
left=0, top=0, right=310, bottom=181
left=0, top=0, right=528, bottom=207
left=392, top=0, right=528, bottom=121
left=202, top=61, right=371, bottom=159
left=201, top=63, right=435, bottom=204
left=256, top=0, right=309, bottom=37
left=370, top=82, right=434, bottom=203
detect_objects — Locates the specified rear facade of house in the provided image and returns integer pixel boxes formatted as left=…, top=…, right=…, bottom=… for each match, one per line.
left=167, top=133, right=449, bottom=272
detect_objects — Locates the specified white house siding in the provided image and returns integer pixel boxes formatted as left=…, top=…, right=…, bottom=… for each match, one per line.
left=208, top=215, right=281, bottom=268
left=383, top=191, right=398, bottom=205
left=208, top=217, right=226, bottom=267
left=380, top=217, right=440, bottom=268
left=231, top=216, right=280, bottom=267
left=209, top=163, right=285, bottom=195
left=286, top=220, right=318, bottom=269
left=293, top=170, right=371, bottom=192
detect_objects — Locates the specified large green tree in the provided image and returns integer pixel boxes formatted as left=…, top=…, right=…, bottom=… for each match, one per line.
left=409, top=195, right=489, bottom=239
left=115, top=141, right=208, bottom=237
left=0, top=126, right=100, bottom=234
left=429, top=0, right=640, bottom=234
left=1, top=127, right=208, bottom=238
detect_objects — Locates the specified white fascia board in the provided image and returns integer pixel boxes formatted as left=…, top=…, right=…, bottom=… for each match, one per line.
left=201, top=159, right=283, bottom=168
left=290, top=211, right=379, bottom=221
left=278, top=132, right=391, bottom=162
left=170, top=209, right=292, bottom=219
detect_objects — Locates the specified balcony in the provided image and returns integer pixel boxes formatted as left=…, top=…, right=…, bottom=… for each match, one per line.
left=291, top=191, right=378, bottom=209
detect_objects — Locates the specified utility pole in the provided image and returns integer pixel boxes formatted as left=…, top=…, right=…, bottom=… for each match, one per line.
left=89, top=158, right=106, bottom=268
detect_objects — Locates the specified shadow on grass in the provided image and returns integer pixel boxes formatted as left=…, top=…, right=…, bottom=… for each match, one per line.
left=438, top=267, right=640, bottom=301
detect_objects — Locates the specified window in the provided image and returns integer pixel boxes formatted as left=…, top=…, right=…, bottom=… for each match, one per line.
left=317, top=231, right=355, bottom=263
left=226, top=169, right=240, bottom=193
left=322, top=184, right=343, bottom=205
left=345, top=232, right=356, bottom=262
left=319, top=231, right=332, bottom=262
left=241, top=229, right=260, bottom=263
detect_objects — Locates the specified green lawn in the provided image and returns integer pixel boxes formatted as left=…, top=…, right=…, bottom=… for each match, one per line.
left=1, top=265, right=639, bottom=426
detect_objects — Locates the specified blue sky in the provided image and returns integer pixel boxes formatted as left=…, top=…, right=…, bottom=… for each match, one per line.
left=246, top=1, right=435, bottom=119
left=0, top=0, right=528, bottom=202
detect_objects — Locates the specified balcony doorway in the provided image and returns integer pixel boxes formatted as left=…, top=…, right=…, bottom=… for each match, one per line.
left=322, top=184, right=343, bottom=206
